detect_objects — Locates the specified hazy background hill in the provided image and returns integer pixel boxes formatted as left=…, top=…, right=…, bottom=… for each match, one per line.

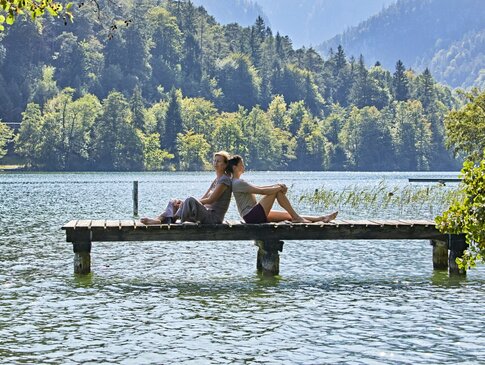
left=191, top=0, right=270, bottom=28
left=318, top=0, right=485, bottom=89
left=192, top=0, right=396, bottom=47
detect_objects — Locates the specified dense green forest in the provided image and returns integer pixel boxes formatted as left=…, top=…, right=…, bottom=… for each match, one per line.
left=0, top=0, right=462, bottom=171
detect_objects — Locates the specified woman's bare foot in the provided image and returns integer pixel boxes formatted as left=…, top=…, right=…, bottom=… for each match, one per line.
left=140, top=217, right=162, bottom=225
left=319, top=211, right=338, bottom=223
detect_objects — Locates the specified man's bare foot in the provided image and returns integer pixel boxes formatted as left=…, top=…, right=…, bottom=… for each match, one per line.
left=292, top=216, right=312, bottom=223
left=140, top=217, right=162, bottom=225
left=319, top=211, right=338, bottom=223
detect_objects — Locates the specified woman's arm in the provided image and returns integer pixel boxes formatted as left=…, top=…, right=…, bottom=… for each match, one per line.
left=200, top=184, right=228, bottom=205
left=244, top=184, right=283, bottom=195
left=200, top=185, right=212, bottom=200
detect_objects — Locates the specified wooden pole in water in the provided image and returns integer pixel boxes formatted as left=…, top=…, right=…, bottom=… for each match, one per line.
left=73, top=241, right=91, bottom=275
left=133, top=181, right=139, bottom=218
left=448, top=234, right=467, bottom=275
left=255, top=240, right=284, bottom=276
left=431, top=239, right=448, bottom=270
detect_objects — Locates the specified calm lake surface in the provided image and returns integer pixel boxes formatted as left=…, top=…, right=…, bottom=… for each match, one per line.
left=1, top=171, right=484, bottom=364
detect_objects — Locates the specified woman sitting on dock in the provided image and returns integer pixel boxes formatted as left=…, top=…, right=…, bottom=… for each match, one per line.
left=227, top=155, right=338, bottom=224
left=141, top=151, right=232, bottom=224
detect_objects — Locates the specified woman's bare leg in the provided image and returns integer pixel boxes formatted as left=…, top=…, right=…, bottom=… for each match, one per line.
left=271, top=191, right=310, bottom=223
left=301, top=211, right=339, bottom=222
left=267, top=210, right=292, bottom=222
left=272, top=192, right=338, bottom=223
left=258, top=193, right=278, bottom=216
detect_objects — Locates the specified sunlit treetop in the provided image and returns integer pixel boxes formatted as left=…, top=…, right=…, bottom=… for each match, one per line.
left=0, top=0, right=74, bottom=31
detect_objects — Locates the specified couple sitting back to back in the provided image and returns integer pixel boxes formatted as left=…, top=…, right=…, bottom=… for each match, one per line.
left=140, top=151, right=337, bottom=225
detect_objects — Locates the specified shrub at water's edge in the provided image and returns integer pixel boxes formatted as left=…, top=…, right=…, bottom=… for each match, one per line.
left=436, top=158, right=485, bottom=269
left=436, top=89, right=485, bottom=270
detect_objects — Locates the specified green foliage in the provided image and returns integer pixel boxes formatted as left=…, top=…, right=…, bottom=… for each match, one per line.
left=163, top=87, right=183, bottom=154
left=437, top=89, right=485, bottom=269
left=216, top=53, right=261, bottom=111
left=138, top=131, right=174, bottom=171
left=176, top=131, right=210, bottom=170
left=30, top=65, right=59, bottom=106
left=444, top=89, right=485, bottom=162
left=0, top=119, right=13, bottom=158
left=391, top=100, right=433, bottom=170
left=339, top=106, right=394, bottom=170
left=0, top=0, right=73, bottom=31
left=211, top=113, right=245, bottom=157
left=436, top=158, right=485, bottom=269
left=180, top=97, right=218, bottom=136
left=92, top=91, right=143, bottom=171
left=393, top=60, right=410, bottom=101
left=15, top=102, right=44, bottom=167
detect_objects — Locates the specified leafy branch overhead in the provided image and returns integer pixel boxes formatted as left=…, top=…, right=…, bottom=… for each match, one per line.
left=0, top=0, right=74, bottom=30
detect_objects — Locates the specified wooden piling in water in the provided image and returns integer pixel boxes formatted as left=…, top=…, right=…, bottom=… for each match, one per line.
left=431, top=239, right=448, bottom=270
left=255, top=240, right=284, bottom=276
left=448, top=234, right=467, bottom=276
left=73, top=241, right=91, bottom=275
left=133, top=181, right=139, bottom=218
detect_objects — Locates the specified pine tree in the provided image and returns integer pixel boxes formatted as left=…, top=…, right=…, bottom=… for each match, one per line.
left=349, top=55, right=370, bottom=108
left=330, top=45, right=351, bottom=106
left=162, top=87, right=183, bottom=155
left=250, top=16, right=266, bottom=69
left=392, top=60, right=410, bottom=101
left=130, top=86, right=146, bottom=131
left=416, top=68, right=436, bottom=109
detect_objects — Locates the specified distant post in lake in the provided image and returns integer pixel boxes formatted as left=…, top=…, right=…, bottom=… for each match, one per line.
left=133, top=181, right=139, bottom=218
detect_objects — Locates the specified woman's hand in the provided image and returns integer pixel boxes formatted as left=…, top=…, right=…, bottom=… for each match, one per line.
left=278, top=183, right=288, bottom=194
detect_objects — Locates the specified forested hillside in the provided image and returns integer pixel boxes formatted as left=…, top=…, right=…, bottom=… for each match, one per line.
left=318, top=0, right=485, bottom=89
left=0, top=0, right=461, bottom=171
left=194, top=0, right=395, bottom=47
left=191, top=0, right=268, bottom=27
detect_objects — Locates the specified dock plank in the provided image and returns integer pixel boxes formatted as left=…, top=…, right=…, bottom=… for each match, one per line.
left=91, top=220, right=106, bottom=229
left=105, top=220, right=121, bottom=229
left=76, top=220, right=92, bottom=229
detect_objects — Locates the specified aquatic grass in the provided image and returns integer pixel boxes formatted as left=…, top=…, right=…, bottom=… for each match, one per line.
left=298, top=180, right=462, bottom=219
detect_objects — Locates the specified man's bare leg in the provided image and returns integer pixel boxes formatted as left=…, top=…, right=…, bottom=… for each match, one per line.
left=140, top=217, right=162, bottom=224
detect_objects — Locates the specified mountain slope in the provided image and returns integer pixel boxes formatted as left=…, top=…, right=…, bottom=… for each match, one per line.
left=191, top=0, right=269, bottom=27
left=193, top=0, right=395, bottom=47
left=317, top=0, right=485, bottom=88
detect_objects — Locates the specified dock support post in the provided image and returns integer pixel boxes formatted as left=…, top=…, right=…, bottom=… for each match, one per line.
left=133, top=181, right=139, bottom=218
left=448, top=234, right=467, bottom=276
left=73, top=241, right=91, bottom=275
left=255, top=240, right=283, bottom=276
left=431, top=240, right=448, bottom=270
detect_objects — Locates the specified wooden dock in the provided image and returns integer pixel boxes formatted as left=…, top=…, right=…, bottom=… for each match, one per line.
left=62, top=219, right=466, bottom=277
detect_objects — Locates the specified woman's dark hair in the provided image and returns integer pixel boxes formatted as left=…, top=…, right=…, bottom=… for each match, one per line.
left=226, top=155, right=242, bottom=174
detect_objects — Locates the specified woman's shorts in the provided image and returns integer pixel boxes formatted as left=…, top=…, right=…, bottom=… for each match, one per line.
left=243, top=203, right=268, bottom=224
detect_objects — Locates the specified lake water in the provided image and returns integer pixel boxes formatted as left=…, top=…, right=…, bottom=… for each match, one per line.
left=1, top=171, right=484, bottom=364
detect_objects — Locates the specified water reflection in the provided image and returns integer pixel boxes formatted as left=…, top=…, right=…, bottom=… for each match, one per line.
left=430, top=269, right=467, bottom=288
